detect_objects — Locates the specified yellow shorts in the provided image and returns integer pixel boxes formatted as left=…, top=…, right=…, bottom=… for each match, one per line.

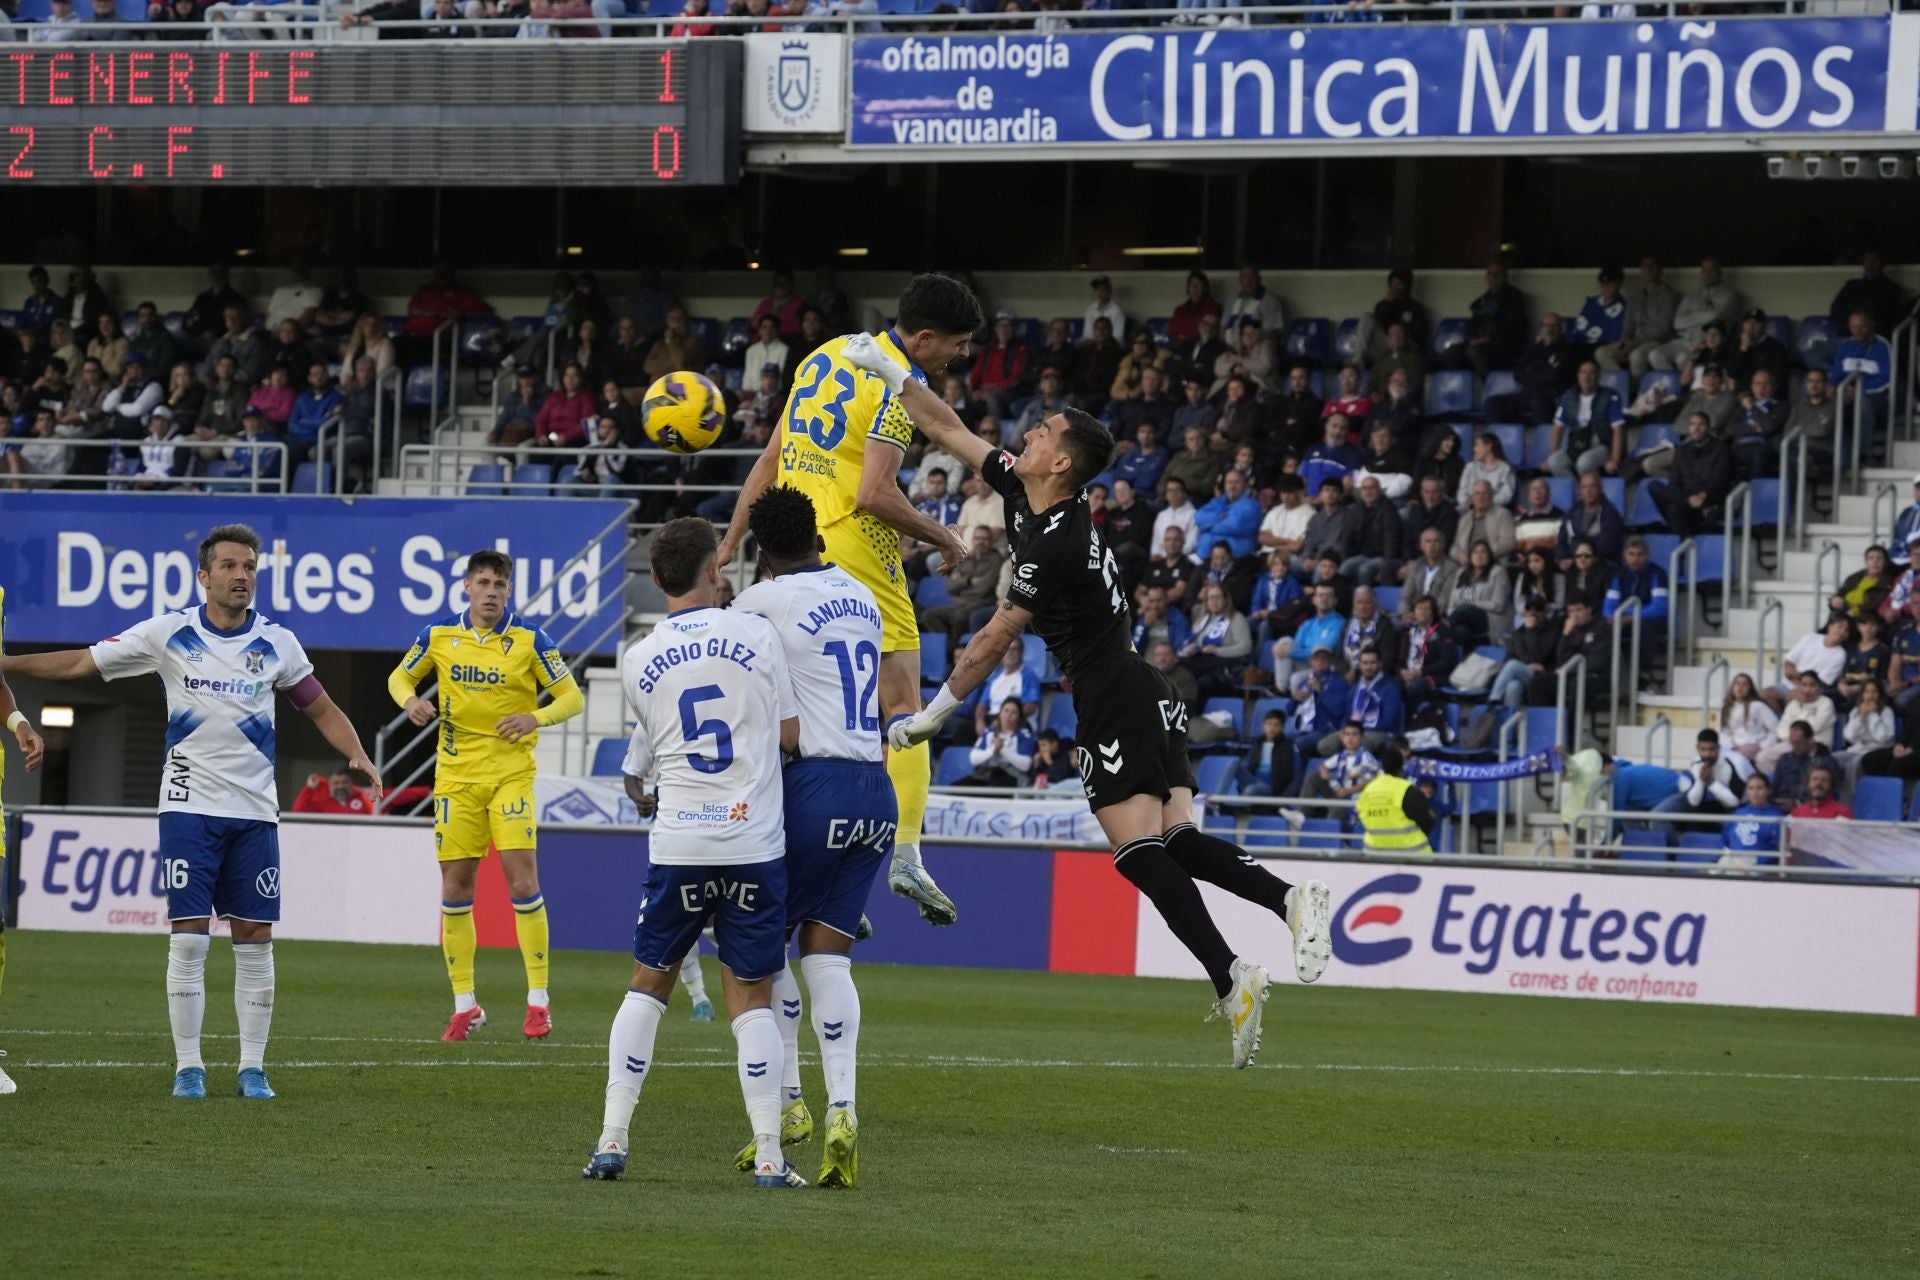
left=434, top=772, right=537, bottom=862
left=822, top=509, right=918, bottom=653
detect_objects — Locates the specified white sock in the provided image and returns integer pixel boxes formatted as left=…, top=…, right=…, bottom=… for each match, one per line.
left=892, top=841, right=923, bottom=870
left=528, top=987, right=550, bottom=1007
left=232, top=941, right=275, bottom=1072
left=679, top=950, right=709, bottom=1004
left=166, top=933, right=210, bottom=1071
left=770, top=963, right=803, bottom=1097
left=800, top=952, right=860, bottom=1114
left=732, top=1007, right=783, bottom=1169
left=599, top=990, right=664, bottom=1150
left=453, top=992, right=478, bottom=1014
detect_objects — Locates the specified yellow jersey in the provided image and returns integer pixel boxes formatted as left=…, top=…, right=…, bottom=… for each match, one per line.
left=387, top=609, right=584, bottom=787
left=777, top=329, right=925, bottom=534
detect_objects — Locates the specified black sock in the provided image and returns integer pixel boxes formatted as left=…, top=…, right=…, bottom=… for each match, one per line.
left=1164, top=823, right=1294, bottom=918
left=1113, top=837, right=1236, bottom=998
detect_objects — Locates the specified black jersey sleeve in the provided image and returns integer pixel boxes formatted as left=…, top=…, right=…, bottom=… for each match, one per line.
left=979, top=447, right=1025, bottom=500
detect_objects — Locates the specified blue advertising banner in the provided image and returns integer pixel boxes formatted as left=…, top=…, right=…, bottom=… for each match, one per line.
left=0, top=494, right=628, bottom=652
left=849, top=17, right=1900, bottom=149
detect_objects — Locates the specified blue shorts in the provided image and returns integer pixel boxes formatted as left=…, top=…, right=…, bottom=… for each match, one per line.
left=784, top=757, right=896, bottom=939
left=633, top=858, right=788, bottom=982
left=158, top=812, right=282, bottom=923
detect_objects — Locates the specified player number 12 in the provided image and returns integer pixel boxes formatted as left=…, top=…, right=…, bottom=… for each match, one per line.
left=823, top=639, right=880, bottom=733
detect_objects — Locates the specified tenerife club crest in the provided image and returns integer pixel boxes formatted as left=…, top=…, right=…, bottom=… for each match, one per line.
left=767, top=40, right=823, bottom=129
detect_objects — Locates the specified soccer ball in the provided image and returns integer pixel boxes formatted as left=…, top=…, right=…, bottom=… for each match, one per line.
left=641, top=371, right=728, bottom=454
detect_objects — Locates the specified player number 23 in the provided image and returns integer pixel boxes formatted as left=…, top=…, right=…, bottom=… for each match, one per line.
left=789, top=352, right=856, bottom=452
left=678, top=684, right=736, bottom=775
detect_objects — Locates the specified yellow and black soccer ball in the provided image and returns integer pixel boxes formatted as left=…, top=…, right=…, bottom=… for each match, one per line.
left=641, top=371, right=728, bottom=454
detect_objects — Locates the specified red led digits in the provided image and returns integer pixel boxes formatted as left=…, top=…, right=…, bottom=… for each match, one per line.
left=651, top=124, right=682, bottom=180
left=7, top=126, right=33, bottom=180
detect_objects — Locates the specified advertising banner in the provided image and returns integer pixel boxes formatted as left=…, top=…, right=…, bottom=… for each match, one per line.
left=849, top=17, right=1903, bottom=150
left=1132, top=858, right=1920, bottom=1017
left=0, top=493, right=628, bottom=652
left=744, top=32, right=847, bottom=134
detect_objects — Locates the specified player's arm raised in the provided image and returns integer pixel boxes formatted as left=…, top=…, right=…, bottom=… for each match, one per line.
left=855, top=438, right=968, bottom=569
left=888, top=598, right=1033, bottom=750
left=716, top=427, right=783, bottom=567
left=845, top=333, right=993, bottom=475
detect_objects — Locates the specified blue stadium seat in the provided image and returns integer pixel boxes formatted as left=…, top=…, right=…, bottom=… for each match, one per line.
left=1617, top=832, right=1673, bottom=863
left=1765, top=315, right=1793, bottom=349
left=1017, top=319, right=1042, bottom=350
left=1522, top=425, right=1556, bottom=471
left=1642, top=534, right=1682, bottom=574
left=1023, top=633, right=1052, bottom=681
left=646, top=0, right=679, bottom=13
left=1693, top=535, right=1726, bottom=585
left=554, top=464, right=584, bottom=490
left=200, top=460, right=236, bottom=482
left=1675, top=832, right=1723, bottom=864
left=163, top=311, right=188, bottom=339
left=1480, top=370, right=1519, bottom=405
left=461, top=318, right=504, bottom=362
left=689, top=316, right=721, bottom=355
left=1749, top=477, right=1782, bottom=529
left=1244, top=815, right=1292, bottom=848
left=1296, top=818, right=1345, bottom=851
left=1626, top=481, right=1664, bottom=530
left=466, top=464, right=506, bottom=497
left=1285, top=318, right=1330, bottom=365
left=1630, top=422, right=1677, bottom=455
left=919, top=633, right=949, bottom=685
left=1547, top=477, right=1574, bottom=510
left=1308, top=369, right=1327, bottom=400
left=590, top=738, right=627, bottom=777
left=403, top=366, right=444, bottom=409
left=1372, top=586, right=1401, bottom=615
left=1602, top=476, right=1625, bottom=510
left=934, top=745, right=975, bottom=787
left=1431, top=316, right=1469, bottom=359
left=722, top=317, right=752, bottom=356
left=16, top=0, right=145, bottom=16
left=0, top=310, right=18, bottom=331
left=1193, top=754, right=1238, bottom=796
left=1598, top=369, right=1630, bottom=403
left=121, top=309, right=139, bottom=339
left=1424, top=371, right=1474, bottom=418
left=1044, top=693, right=1078, bottom=738
left=1067, top=318, right=1086, bottom=343
left=1852, top=776, right=1902, bottom=823
left=1332, top=318, right=1363, bottom=366
left=290, top=462, right=333, bottom=495
left=1482, top=423, right=1524, bottom=464
left=1636, top=369, right=1681, bottom=401
left=915, top=574, right=951, bottom=608
left=506, top=314, right=545, bottom=343
left=721, top=367, right=744, bottom=393
left=1522, top=706, right=1559, bottom=753
left=1249, top=696, right=1290, bottom=730
left=383, top=315, right=407, bottom=339
left=1793, top=315, right=1834, bottom=368
left=1203, top=697, right=1245, bottom=737
left=1144, top=317, right=1171, bottom=347
left=512, top=463, right=553, bottom=495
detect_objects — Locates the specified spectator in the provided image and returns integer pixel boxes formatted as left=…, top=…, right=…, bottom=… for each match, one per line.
left=1677, top=320, right=1732, bottom=392
left=1834, top=544, right=1894, bottom=623
left=314, top=266, right=371, bottom=346
left=1318, top=365, right=1371, bottom=425
left=1192, top=468, right=1260, bottom=558
left=1236, top=710, right=1294, bottom=799
left=1034, top=321, right=1078, bottom=390
left=60, top=268, right=111, bottom=339
left=100, top=355, right=163, bottom=438
left=1258, top=473, right=1312, bottom=554
left=1298, top=478, right=1360, bottom=582
left=1269, top=363, right=1324, bottom=459
left=1180, top=582, right=1253, bottom=697
left=402, top=264, right=491, bottom=359
left=19, top=266, right=63, bottom=335
left=285, top=362, right=343, bottom=470
left=1150, top=641, right=1203, bottom=719
left=1602, top=536, right=1670, bottom=637
left=198, top=354, right=247, bottom=441
left=1568, top=265, right=1628, bottom=358
left=130, top=406, right=190, bottom=492
left=1455, top=432, right=1515, bottom=510
left=159, top=360, right=204, bottom=433
left=1401, top=473, right=1459, bottom=563
left=1327, top=647, right=1403, bottom=754
left=1341, top=586, right=1401, bottom=673
left=1029, top=729, right=1078, bottom=791
left=1447, top=539, right=1512, bottom=645
left=1717, top=672, right=1778, bottom=762
left=1247, top=549, right=1304, bottom=649
left=1353, top=419, right=1415, bottom=502
left=293, top=768, right=376, bottom=816
left=1449, top=260, right=1527, bottom=378
left=1514, top=547, right=1564, bottom=617
left=183, top=263, right=248, bottom=345
left=956, top=472, right=1006, bottom=547
left=1650, top=729, right=1754, bottom=837
left=267, top=319, right=317, bottom=378
left=1083, top=274, right=1125, bottom=343
left=1648, top=411, right=1732, bottom=536
left=1161, top=424, right=1226, bottom=504
left=86, top=310, right=129, bottom=381
left=1339, top=475, right=1403, bottom=586
left=18, top=408, right=68, bottom=483
left=1836, top=678, right=1895, bottom=789
left=1413, top=425, right=1464, bottom=502
left=1727, top=368, right=1788, bottom=481
left=1837, top=611, right=1891, bottom=707
left=47, top=320, right=82, bottom=376
left=341, top=313, right=395, bottom=381
left=1131, top=585, right=1194, bottom=656
left=1525, top=591, right=1607, bottom=709
left=1720, top=774, right=1784, bottom=869
left=1788, top=765, right=1851, bottom=821
left=1211, top=374, right=1261, bottom=451
left=971, top=310, right=1028, bottom=413
left=1073, top=316, right=1123, bottom=414
left=1645, top=257, right=1743, bottom=371
left=1110, top=330, right=1169, bottom=404
left=751, top=270, right=806, bottom=340
left=1273, top=583, right=1345, bottom=689
left=244, top=366, right=295, bottom=430
left=576, top=381, right=647, bottom=488
left=1169, top=270, right=1222, bottom=345
left=1372, top=322, right=1425, bottom=400
left=961, top=699, right=1035, bottom=788
left=786, top=307, right=830, bottom=371
left=1155, top=374, right=1210, bottom=447
left=642, top=308, right=708, bottom=381
left=971, top=644, right=1042, bottom=737
left=1727, top=308, right=1791, bottom=395
left=1399, top=525, right=1459, bottom=609
left=8, top=328, right=50, bottom=389
left=1565, top=538, right=1614, bottom=606
left=1489, top=594, right=1558, bottom=710
left=1555, top=471, right=1626, bottom=570
left=126, top=302, right=177, bottom=372
left=491, top=368, right=546, bottom=448
left=265, top=258, right=323, bottom=333
left=1451, top=481, right=1516, bottom=566
left=1830, top=308, right=1892, bottom=449
left=567, top=317, right=610, bottom=392
left=1764, top=616, right=1851, bottom=714
left=1827, top=250, right=1910, bottom=343
left=1546, top=360, right=1627, bottom=477
left=1396, top=593, right=1458, bottom=709
left=1111, top=422, right=1169, bottom=497
left=1171, top=311, right=1228, bottom=394
left=227, top=407, right=284, bottom=485
left=1364, top=365, right=1423, bottom=450
left=532, top=362, right=595, bottom=449
left=1786, top=365, right=1838, bottom=472
left=1860, top=675, right=1920, bottom=781
left=1221, top=264, right=1283, bottom=338
left=914, top=465, right=962, bottom=527
left=1308, top=721, right=1380, bottom=807
left=919, top=526, right=1007, bottom=652
left=1513, top=477, right=1564, bottom=553
left=199, top=304, right=268, bottom=385
left=1209, top=318, right=1278, bottom=399
left=1757, top=673, right=1839, bottom=776
left=608, top=316, right=653, bottom=397
left=1015, top=366, right=1077, bottom=443
left=805, top=269, right=854, bottom=338
left=1484, top=313, right=1575, bottom=426
left=1137, top=526, right=1203, bottom=612
left=1301, top=415, right=1362, bottom=498
left=1358, top=267, right=1428, bottom=364
left=1103, top=367, right=1173, bottom=452
left=1891, top=478, right=1920, bottom=571
left=1284, top=643, right=1351, bottom=756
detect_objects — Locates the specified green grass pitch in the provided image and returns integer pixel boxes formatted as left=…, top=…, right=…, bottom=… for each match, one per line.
left=1, top=931, right=1915, bottom=1278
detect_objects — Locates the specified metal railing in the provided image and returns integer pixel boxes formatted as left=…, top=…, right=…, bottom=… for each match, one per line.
left=1721, top=481, right=1751, bottom=609
left=428, top=317, right=458, bottom=430
left=0, top=435, right=289, bottom=493
left=371, top=500, right=638, bottom=811
left=1492, top=705, right=1526, bottom=858
left=1644, top=713, right=1674, bottom=769
left=1552, top=653, right=1587, bottom=807
left=1869, top=479, right=1899, bottom=551
left=1698, top=655, right=1730, bottom=728
left=1755, top=596, right=1786, bottom=687
left=1667, top=538, right=1697, bottom=668
left=1607, top=595, right=1642, bottom=736
left=311, top=411, right=347, bottom=495
left=397, top=441, right=761, bottom=500
left=373, top=363, right=403, bottom=486
left=1891, top=309, right=1917, bottom=445
left=1811, top=538, right=1843, bottom=614
left=1780, top=427, right=1810, bottom=550
left=1838, top=370, right=1866, bottom=489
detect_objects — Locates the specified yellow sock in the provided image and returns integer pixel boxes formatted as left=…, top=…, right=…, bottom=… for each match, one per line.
left=512, top=894, right=550, bottom=996
left=441, top=899, right=476, bottom=1001
left=886, top=738, right=931, bottom=850
left=0, top=929, right=8, bottom=999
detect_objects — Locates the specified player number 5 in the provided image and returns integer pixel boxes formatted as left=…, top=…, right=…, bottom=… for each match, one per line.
left=677, top=684, right=735, bottom=775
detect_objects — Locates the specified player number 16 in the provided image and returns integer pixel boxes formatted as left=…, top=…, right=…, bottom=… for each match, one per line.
left=163, top=858, right=191, bottom=890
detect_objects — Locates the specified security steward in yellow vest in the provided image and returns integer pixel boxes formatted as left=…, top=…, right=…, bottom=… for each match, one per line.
left=1355, top=745, right=1437, bottom=856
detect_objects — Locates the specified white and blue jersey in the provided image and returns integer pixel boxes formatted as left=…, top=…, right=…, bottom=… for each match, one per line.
left=90, top=606, right=314, bottom=922
left=736, top=565, right=897, bottom=938
left=620, top=605, right=796, bottom=979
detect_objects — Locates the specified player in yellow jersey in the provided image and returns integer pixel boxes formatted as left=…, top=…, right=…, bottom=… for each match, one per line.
left=718, top=274, right=981, bottom=926
left=387, top=550, right=585, bottom=1042
left=0, top=587, right=48, bottom=1096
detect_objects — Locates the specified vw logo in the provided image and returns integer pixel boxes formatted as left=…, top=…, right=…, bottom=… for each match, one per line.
left=254, top=867, right=282, bottom=899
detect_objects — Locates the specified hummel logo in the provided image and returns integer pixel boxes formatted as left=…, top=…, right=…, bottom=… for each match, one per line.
left=747, top=1062, right=768, bottom=1078
left=1099, top=739, right=1124, bottom=774
left=625, top=1056, right=647, bottom=1074
left=781, top=999, right=801, bottom=1019
left=823, top=1020, right=844, bottom=1042
left=1045, top=511, right=1067, bottom=533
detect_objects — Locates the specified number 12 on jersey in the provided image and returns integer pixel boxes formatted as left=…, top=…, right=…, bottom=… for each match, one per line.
left=824, top=639, right=879, bottom=732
